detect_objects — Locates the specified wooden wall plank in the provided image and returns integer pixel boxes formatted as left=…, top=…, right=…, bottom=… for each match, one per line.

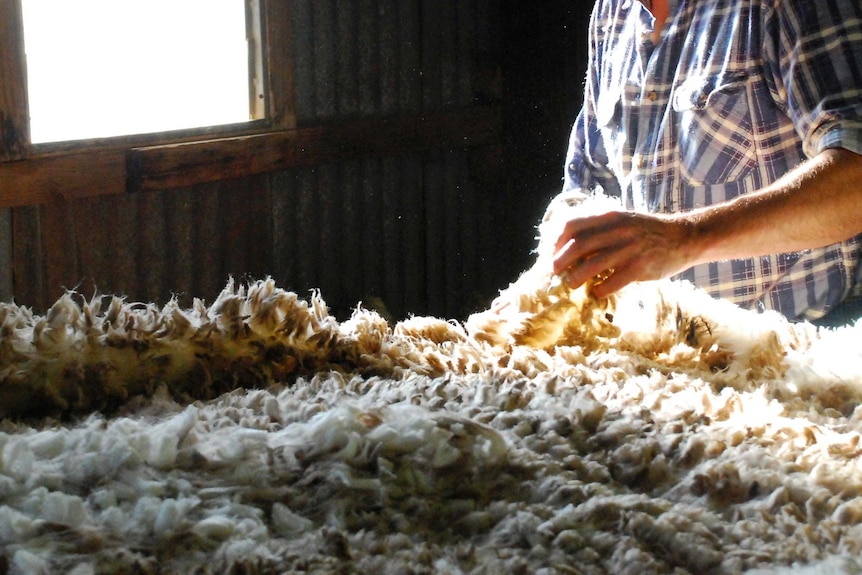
left=381, top=156, right=405, bottom=316
left=421, top=0, right=443, bottom=110
left=398, top=0, right=422, bottom=114
left=294, top=169, right=319, bottom=291
left=339, top=160, right=364, bottom=310
left=442, top=151, right=462, bottom=317
left=192, top=184, right=224, bottom=304
left=335, top=0, right=360, bottom=117
left=165, top=189, right=196, bottom=299
left=439, top=0, right=457, bottom=106
left=456, top=0, right=476, bottom=106
left=11, top=206, right=46, bottom=309
left=400, top=156, right=426, bottom=315
left=360, top=158, right=384, bottom=310
left=316, top=164, right=340, bottom=310
left=107, top=194, right=139, bottom=299
left=379, top=0, right=398, bottom=115
left=312, top=0, right=337, bottom=120
left=0, top=209, right=11, bottom=302
left=136, top=191, right=169, bottom=304
left=69, top=197, right=106, bottom=297
left=423, top=153, right=446, bottom=315
left=218, top=180, right=252, bottom=283
left=36, top=197, right=79, bottom=301
left=269, top=170, right=299, bottom=291
left=357, top=0, right=379, bottom=116
left=241, top=174, right=274, bottom=281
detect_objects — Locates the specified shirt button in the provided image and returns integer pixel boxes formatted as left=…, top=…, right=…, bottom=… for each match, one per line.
left=646, top=91, right=657, bottom=102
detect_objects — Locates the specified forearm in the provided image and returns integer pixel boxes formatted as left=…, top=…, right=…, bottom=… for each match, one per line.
left=551, top=148, right=862, bottom=298
left=682, top=148, right=862, bottom=265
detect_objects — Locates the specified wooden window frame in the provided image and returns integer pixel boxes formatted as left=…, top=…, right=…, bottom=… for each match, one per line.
left=0, top=0, right=296, bottom=206
left=0, top=0, right=500, bottom=208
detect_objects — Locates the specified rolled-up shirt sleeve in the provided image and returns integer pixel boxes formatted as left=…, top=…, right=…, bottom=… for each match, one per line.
left=762, top=0, right=862, bottom=158
left=815, top=121, right=862, bottom=157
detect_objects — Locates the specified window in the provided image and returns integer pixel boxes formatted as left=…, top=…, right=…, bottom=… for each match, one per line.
left=0, top=0, right=294, bottom=203
left=22, top=0, right=259, bottom=143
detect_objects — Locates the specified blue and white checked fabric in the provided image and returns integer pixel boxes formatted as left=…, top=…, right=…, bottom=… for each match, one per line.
left=562, top=0, right=862, bottom=321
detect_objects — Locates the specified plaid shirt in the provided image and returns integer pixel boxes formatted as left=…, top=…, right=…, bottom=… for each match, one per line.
left=563, top=0, right=862, bottom=321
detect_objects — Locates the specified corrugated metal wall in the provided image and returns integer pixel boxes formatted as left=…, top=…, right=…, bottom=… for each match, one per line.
left=291, top=0, right=478, bottom=120
left=270, top=151, right=505, bottom=319
left=8, top=0, right=513, bottom=320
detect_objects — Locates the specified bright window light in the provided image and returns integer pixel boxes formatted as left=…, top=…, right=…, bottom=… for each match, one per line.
left=21, top=0, right=251, bottom=144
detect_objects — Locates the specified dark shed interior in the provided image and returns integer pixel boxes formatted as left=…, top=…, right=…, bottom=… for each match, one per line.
left=0, top=1, right=593, bottom=320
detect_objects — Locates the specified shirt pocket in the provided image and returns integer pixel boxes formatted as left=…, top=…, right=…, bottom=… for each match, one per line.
left=596, top=85, right=622, bottom=129
left=594, top=84, right=628, bottom=169
left=672, top=71, right=757, bottom=187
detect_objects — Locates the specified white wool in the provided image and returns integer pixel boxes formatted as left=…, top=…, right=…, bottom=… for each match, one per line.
left=0, top=505, right=40, bottom=543
left=26, top=429, right=66, bottom=459
left=271, top=502, right=314, bottom=535
left=98, top=503, right=127, bottom=534
left=191, top=515, right=236, bottom=541
left=11, top=549, right=49, bottom=575
left=2, top=274, right=862, bottom=573
left=783, top=322, right=862, bottom=391
left=1, top=436, right=35, bottom=482
left=68, top=564, right=96, bottom=575
left=152, top=497, right=200, bottom=538
left=745, top=556, right=862, bottom=575
left=39, top=490, right=88, bottom=528
left=112, top=405, right=197, bottom=470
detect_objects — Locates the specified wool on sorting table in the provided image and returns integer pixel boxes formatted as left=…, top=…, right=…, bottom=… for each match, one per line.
left=1, top=193, right=861, bottom=573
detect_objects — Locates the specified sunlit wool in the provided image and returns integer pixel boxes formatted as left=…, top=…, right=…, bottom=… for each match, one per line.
left=1, top=195, right=862, bottom=573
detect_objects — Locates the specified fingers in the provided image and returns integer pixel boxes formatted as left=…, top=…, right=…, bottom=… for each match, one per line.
left=549, top=210, right=689, bottom=298
left=588, top=262, right=641, bottom=298
left=559, top=247, right=619, bottom=288
left=553, top=213, right=633, bottom=276
left=553, top=212, right=618, bottom=255
left=554, top=235, right=625, bottom=277
left=561, top=241, right=641, bottom=293
left=552, top=212, right=644, bottom=296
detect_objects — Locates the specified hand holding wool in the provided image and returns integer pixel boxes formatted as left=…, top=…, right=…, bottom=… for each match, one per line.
left=552, top=209, right=695, bottom=298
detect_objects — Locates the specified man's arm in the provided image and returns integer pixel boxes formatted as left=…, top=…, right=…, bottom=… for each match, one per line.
left=552, top=148, right=862, bottom=298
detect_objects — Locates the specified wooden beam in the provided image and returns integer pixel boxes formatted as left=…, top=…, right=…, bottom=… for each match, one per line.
left=0, top=0, right=29, bottom=161
left=128, top=106, right=501, bottom=192
left=0, top=106, right=500, bottom=206
left=0, top=150, right=127, bottom=207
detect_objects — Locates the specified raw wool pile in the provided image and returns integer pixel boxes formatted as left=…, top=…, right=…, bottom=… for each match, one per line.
left=1, top=282, right=861, bottom=574
left=1, top=197, right=862, bottom=574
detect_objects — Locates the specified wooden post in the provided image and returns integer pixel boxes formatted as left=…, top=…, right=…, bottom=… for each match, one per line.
left=0, top=0, right=30, bottom=161
left=262, top=0, right=297, bottom=129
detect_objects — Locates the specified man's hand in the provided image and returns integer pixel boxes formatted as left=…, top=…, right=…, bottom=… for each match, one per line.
left=552, top=210, right=695, bottom=298
left=548, top=149, right=862, bottom=300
